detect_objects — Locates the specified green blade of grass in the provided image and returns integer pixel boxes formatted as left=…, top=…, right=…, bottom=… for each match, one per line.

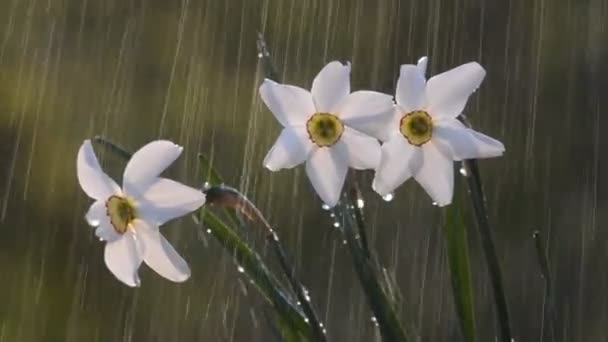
left=200, top=210, right=313, bottom=341
left=339, top=199, right=409, bottom=342
left=444, top=206, right=477, bottom=342
left=463, top=159, right=512, bottom=342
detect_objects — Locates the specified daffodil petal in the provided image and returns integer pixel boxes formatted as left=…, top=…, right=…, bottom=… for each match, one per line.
left=305, top=147, right=348, bottom=207
left=136, top=178, right=206, bottom=225
left=85, top=200, right=106, bottom=227
left=136, top=220, right=190, bottom=283
left=104, top=231, right=142, bottom=287
left=259, top=79, right=315, bottom=126
left=338, top=127, right=381, bottom=170
left=433, top=121, right=505, bottom=161
left=417, top=56, right=429, bottom=76
left=77, top=140, right=120, bottom=200
left=396, top=64, right=427, bottom=112
left=426, top=62, right=486, bottom=119
left=414, top=143, right=454, bottom=206
left=311, top=61, right=351, bottom=113
left=372, top=136, right=422, bottom=196
left=95, top=223, right=121, bottom=242
left=338, top=91, right=395, bottom=141
left=263, top=127, right=313, bottom=171
left=122, top=140, right=183, bottom=196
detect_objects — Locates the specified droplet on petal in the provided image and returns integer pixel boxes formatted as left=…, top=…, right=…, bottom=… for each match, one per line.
left=382, top=193, right=394, bottom=202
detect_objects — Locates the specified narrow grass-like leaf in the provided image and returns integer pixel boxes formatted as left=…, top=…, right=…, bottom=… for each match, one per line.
left=200, top=210, right=313, bottom=341
left=444, top=205, right=477, bottom=342
left=463, top=159, right=512, bottom=342
left=338, top=198, right=409, bottom=342
left=533, top=230, right=556, bottom=341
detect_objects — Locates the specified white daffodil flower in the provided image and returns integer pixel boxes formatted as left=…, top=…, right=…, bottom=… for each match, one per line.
left=373, top=57, right=505, bottom=206
left=260, top=61, right=394, bottom=207
left=77, top=139, right=206, bottom=287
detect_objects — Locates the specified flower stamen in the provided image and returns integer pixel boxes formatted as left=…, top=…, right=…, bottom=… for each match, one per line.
left=105, top=195, right=137, bottom=234
left=400, top=110, right=433, bottom=146
left=306, top=113, right=344, bottom=147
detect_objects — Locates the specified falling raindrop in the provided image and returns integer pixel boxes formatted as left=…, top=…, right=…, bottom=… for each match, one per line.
left=237, top=266, right=245, bottom=273
left=382, top=193, right=394, bottom=202
left=206, top=228, right=212, bottom=234
left=333, top=221, right=340, bottom=228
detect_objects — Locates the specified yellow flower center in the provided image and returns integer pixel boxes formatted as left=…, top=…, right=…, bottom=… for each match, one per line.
left=105, top=195, right=138, bottom=234
left=400, top=110, right=433, bottom=146
left=306, top=113, right=344, bottom=147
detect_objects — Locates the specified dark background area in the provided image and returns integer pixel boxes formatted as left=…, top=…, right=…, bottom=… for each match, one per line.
left=0, top=0, right=606, bottom=340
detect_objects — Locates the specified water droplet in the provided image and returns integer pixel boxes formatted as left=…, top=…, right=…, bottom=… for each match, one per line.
left=206, top=228, right=212, bottom=234
left=98, top=237, right=104, bottom=242
left=432, top=201, right=438, bottom=206
left=87, top=219, right=100, bottom=226
left=237, top=266, right=245, bottom=273
left=329, top=212, right=335, bottom=218
left=333, top=221, right=340, bottom=228
left=342, top=240, right=347, bottom=245
left=257, top=52, right=263, bottom=58
left=321, top=203, right=331, bottom=210
left=304, top=318, right=309, bottom=323
left=356, top=198, right=365, bottom=208
left=459, top=167, right=468, bottom=176
left=297, top=301, right=301, bottom=306
left=370, top=316, right=377, bottom=323
left=203, top=182, right=211, bottom=190
left=319, top=322, right=324, bottom=328
left=382, top=193, right=394, bottom=202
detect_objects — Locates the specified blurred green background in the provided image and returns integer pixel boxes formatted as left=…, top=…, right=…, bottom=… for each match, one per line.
left=0, top=0, right=606, bottom=341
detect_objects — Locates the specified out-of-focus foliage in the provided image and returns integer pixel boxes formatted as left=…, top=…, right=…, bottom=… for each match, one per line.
left=0, top=0, right=606, bottom=341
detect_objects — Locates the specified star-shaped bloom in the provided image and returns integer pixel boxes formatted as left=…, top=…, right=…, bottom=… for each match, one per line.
left=77, top=139, right=206, bottom=287
left=260, top=61, right=394, bottom=207
left=373, top=57, right=505, bottom=206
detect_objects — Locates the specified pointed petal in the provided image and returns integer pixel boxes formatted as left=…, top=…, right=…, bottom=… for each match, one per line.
left=414, top=143, right=454, bottom=206
left=85, top=200, right=106, bottom=227
left=338, top=91, right=395, bottom=141
left=433, top=121, right=505, bottom=161
left=372, top=136, right=422, bottom=196
left=136, top=178, right=206, bottom=225
left=311, top=61, right=351, bottom=113
left=417, top=56, right=429, bottom=76
left=263, top=127, right=313, bottom=171
left=104, top=232, right=142, bottom=287
left=77, top=140, right=120, bottom=200
left=337, top=127, right=381, bottom=170
left=96, top=223, right=121, bottom=242
left=426, top=62, right=486, bottom=119
left=122, top=140, right=183, bottom=196
left=136, top=220, right=190, bottom=283
left=305, top=147, right=348, bottom=207
left=259, top=79, right=315, bottom=126
left=396, top=64, right=427, bottom=112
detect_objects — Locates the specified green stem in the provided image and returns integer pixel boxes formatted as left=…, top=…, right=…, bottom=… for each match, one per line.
left=463, top=159, right=512, bottom=342
left=339, top=198, right=408, bottom=342
left=533, top=230, right=556, bottom=341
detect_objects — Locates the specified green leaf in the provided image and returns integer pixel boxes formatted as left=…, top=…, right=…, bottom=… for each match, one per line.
left=197, top=152, right=225, bottom=186
left=200, top=210, right=313, bottom=340
left=340, top=202, right=409, bottom=342
left=444, top=206, right=477, bottom=342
